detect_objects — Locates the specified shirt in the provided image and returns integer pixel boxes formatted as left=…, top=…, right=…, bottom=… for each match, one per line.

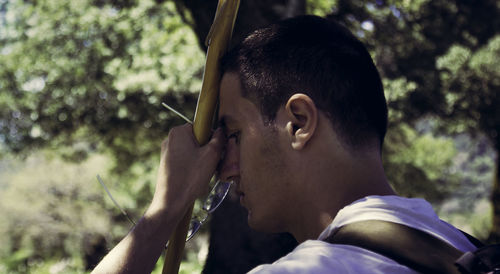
left=248, top=195, right=477, bottom=273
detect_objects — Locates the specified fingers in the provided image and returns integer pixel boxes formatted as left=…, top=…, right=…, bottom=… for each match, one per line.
left=160, top=123, right=226, bottom=182
left=154, top=123, right=231, bottom=209
left=196, top=127, right=226, bottom=180
left=205, top=127, right=226, bottom=156
left=167, top=123, right=195, bottom=143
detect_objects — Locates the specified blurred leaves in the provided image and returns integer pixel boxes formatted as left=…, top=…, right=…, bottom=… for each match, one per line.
left=0, top=0, right=204, bottom=271
left=437, top=35, right=500, bottom=141
left=307, top=0, right=337, bottom=16
left=384, top=123, right=459, bottom=202
left=0, top=152, right=113, bottom=272
left=0, top=0, right=201, bottom=167
left=327, top=0, right=500, bottom=141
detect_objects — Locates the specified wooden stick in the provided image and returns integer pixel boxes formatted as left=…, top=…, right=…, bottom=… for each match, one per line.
left=162, top=1, right=240, bottom=273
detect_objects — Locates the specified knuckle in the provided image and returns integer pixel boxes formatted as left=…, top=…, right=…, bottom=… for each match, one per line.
left=169, top=124, right=192, bottom=139
left=179, top=123, right=192, bottom=133
left=170, top=125, right=181, bottom=135
left=205, top=144, right=217, bottom=154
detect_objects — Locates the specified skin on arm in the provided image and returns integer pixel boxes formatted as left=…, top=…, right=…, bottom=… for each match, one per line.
left=92, top=124, right=225, bottom=274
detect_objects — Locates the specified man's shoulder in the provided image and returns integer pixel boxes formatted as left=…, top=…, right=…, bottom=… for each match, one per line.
left=247, top=195, right=477, bottom=273
left=327, top=195, right=477, bottom=252
left=247, top=240, right=417, bottom=274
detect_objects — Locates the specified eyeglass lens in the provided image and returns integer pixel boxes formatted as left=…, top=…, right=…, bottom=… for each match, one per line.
left=203, top=180, right=233, bottom=213
left=186, top=180, right=233, bottom=241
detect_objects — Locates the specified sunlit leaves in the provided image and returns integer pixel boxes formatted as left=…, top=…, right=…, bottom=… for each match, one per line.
left=105, top=0, right=204, bottom=95
left=383, top=123, right=459, bottom=201
left=383, top=77, right=417, bottom=122
left=0, top=0, right=202, bottom=159
left=0, top=152, right=113, bottom=272
left=436, top=35, right=500, bottom=141
left=469, top=35, right=500, bottom=81
left=437, top=45, right=471, bottom=75
left=307, top=0, right=337, bottom=16
left=386, top=0, right=430, bottom=14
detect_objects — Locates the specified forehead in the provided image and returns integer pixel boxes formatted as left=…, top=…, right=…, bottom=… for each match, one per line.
left=218, top=72, right=262, bottom=127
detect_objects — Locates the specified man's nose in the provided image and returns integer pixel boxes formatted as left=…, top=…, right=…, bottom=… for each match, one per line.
left=219, top=141, right=239, bottom=181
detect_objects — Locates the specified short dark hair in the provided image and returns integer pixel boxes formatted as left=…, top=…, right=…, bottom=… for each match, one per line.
left=221, top=15, right=388, bottom=149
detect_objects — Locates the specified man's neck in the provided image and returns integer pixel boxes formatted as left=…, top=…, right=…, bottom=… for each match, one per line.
left=288, top=146, right=395, bottom=243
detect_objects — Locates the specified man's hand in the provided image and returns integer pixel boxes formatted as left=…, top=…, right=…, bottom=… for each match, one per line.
left=152, top=124, right=225, bottom=216
left=92, top=124, right=225, bottom=274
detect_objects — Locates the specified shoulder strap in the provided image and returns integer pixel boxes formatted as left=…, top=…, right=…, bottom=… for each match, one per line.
left=324, top=220, right=463, bottom=274
left=455, top=244, right=500, bottom=274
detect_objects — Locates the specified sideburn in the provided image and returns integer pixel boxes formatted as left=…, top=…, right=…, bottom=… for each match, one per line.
left=258, top=124, right=289, bottom=186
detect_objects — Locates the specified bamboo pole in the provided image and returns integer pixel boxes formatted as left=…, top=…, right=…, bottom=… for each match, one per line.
left=162, top=1, right=240, bottom=273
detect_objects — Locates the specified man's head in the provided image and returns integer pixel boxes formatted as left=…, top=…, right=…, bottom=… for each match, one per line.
left=218, top=15, right=392, bottom=240
left=221, top=15, right=387, bottom=150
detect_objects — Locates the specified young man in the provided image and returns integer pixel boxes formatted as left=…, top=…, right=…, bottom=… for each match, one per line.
left=93, top=15, right=477, bottom=273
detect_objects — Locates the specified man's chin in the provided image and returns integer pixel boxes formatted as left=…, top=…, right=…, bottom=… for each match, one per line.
left=247, top=211, right=266, bottom=231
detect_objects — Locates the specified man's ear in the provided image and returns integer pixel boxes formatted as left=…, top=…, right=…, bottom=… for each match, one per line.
left=284, top=93, right=318, bottom=150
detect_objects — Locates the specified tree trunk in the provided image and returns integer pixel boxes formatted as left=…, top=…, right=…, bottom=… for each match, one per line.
left=171, top=0, right=306, bottom=271
left=173, top=0, right=306, bottom=48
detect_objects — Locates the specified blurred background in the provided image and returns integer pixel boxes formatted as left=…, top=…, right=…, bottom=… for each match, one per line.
left=0, top=0, right=499, bottom=273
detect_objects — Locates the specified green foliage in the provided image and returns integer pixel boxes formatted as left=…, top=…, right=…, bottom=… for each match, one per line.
left=383, top=77, right=417, bottom=123
left=0, top=0, right=207, bottom=270
left=1, top=257, right=86, bottom=274
left=436, top=35, right=500, bottom=141
left=149, top=235, right=208, bottom=274
left=383, top=122, right=459, bottom=201
left=104, top=0, right=204, bottom=95
left=307, top=0, right=337, bottom=16
left=326, top=0, right=499, bottom=143
left=178, top=250, right=205, bottom=274
left=440, top=198, right=493, bottom=241
left=0, top=151, right=113, bottom=272
left=0, top=0, right=201, bottom=166
left=0, top=148, right=208, bottom=272
left=443, top=135, right=495, bottom=213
